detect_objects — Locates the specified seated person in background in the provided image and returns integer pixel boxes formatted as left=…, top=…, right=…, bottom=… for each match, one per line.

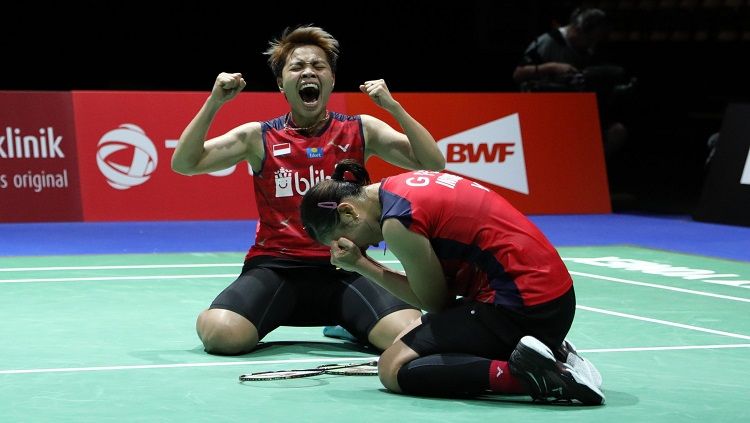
left=513, top=7, right=634, bottom=160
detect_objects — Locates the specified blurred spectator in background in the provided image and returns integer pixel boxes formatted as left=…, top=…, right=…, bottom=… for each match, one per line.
left=513, top=7, right=636, bottom=162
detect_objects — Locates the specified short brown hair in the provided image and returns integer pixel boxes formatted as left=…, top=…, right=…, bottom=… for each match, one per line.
left=265, top=25, right=340, bottom=78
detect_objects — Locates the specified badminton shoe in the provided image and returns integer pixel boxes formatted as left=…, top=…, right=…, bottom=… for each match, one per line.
left=555, top=339, right=603, bottom=389
left=509, top=336, right=606, bottom=405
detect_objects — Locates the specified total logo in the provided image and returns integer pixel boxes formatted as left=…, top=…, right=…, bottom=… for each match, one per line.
left=96, top=124, right=254, bottom=190
left=437, top=113, right=528, bottom=194
left=96, top=124, right=158, bottom=190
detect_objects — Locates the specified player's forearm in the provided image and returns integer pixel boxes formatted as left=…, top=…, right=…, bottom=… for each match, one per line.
left=387, top=105, right=445, bottom=171
left=409, top=278, right=450, bottom=313
left=172, top=99, right=223, bottom=175
left=352, top=257, right=426, bottom=309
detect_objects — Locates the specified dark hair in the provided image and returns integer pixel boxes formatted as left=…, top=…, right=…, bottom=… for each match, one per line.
left=570, top=8, right=608, bottom=34
left=264, top=25, right=340, bottom=79
left=300, top=159, right=371, bottom=244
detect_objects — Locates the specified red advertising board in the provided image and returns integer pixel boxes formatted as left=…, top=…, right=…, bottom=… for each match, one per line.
left=351, top=93, right=610, bottom=214
left=0, top=91, right=83, bottom=222
left=72, top=91, right=344, bottom=221
left=3, top=91, right=609, bottom=222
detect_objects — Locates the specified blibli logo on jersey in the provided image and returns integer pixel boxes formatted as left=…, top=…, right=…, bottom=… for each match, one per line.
left=274, top=168, right=293, bottom=197
left=437, top=113, right=528, bottom=195
left=274, top=165, right=329, bottom=197
left=306, top=147, right=324, bottom=159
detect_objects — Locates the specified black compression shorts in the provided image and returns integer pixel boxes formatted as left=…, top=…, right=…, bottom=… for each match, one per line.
left=209, top=256, right=418, bottom=342
left=399, top=287, right=576, bottom=359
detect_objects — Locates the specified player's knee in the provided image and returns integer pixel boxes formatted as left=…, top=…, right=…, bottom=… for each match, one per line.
left=377, top=352, right=403, bottom=393
left=378, top=342, right=418, bottom=393
left=196, top=309, right=258, bottom=355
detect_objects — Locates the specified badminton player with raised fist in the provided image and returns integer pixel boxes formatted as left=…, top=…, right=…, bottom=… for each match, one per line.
left=171, top=25, right=444, bottom=356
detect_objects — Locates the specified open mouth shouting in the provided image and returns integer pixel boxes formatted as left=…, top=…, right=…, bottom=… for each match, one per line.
left=299, top=82, right=321, bottom=107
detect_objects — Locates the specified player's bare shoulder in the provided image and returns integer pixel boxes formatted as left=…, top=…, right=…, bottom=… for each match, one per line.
left=233, top=121, right=264, bottom=171
left=358, top=114, right=388, bottom=143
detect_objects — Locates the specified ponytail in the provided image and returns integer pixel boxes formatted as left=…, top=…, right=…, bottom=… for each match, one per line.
left=330, top=158, right=370, bottom=185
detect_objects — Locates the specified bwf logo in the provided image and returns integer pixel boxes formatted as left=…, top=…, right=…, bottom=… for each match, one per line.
left=741, top=148, right=750, bottom=186
left=96, top=124, right=158, bottom=190
left=437, top=114, right=528, bottom=194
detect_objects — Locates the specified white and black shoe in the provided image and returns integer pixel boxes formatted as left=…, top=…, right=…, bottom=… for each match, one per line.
left=509, top=336, right=606, bottom=405
left=555, top=339, right=603, bottom=389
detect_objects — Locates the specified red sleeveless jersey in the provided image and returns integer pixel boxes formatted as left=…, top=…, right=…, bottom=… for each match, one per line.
left=246, top=112, right=365, bottom=261
left=379, top=171, right=572, bottom=308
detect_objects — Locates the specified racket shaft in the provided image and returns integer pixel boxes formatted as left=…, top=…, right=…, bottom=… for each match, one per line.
left=240, top=369, right=323, bottom=380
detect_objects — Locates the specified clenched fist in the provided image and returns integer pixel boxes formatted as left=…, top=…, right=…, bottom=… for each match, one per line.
left=329, top=237, right=365, bottom=272
left=210, top=72, right=247, bottom=104
left=359, top=79, right=398, bottom=111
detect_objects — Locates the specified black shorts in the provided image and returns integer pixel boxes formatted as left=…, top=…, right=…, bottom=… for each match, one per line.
left=399, top=287, right=576, bottom=359
left=209, top=256, right=418, bottom=341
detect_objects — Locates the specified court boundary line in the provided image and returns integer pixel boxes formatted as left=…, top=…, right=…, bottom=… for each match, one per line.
left=3, top=267, right=748, bottom=306
left=3, top=343, right=750, bottom=376
left=578, top=305, right=750, bottom=340
left=571, top=271, right=750, bottom=303
left=582, top=343, right=750, bottom=353
left=0, top=263, right=241, bottom=272
left=0, top=356, right=378, bottom=375
left=0, top=274, right=238, bottom=283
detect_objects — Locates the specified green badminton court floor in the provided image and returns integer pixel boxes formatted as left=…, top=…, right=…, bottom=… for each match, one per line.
left=1, top=245, right=748, bottom=422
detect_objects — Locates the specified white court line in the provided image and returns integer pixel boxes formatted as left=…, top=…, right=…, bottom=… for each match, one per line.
left=571, top=271, right=750, bottom=303
left=578, top=305, right=750, bottom=340
left=0, top=263, right=240, bottom=272
left=2, top=343, right=749, bottom=376
left=2, top=261, right=748, bottom=306
left=0, top=274, right=237, bottom=283
left=11, top=267, right=743, bottom=308
left=581, top=343, right=750, bottom=353
left=0, top=356, right=378, bottom=375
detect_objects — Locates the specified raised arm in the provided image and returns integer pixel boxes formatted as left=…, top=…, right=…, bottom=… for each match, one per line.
left=171, top=72, right=263, bottom=175
left=359, top=79, right=445, bottom=171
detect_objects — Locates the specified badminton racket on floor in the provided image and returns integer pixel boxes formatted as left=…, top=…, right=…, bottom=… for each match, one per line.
left=239, top=360, right=378, bottom=381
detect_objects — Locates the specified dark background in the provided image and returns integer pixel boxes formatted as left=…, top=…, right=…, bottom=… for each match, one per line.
left=2, top=0, right=748, bottom=214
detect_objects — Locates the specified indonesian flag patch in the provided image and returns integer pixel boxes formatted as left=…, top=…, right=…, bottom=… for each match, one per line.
left=273, top=143, right=291, bottom=156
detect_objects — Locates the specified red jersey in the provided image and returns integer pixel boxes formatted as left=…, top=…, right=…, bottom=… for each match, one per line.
left=379, top=171, right=572, bottom=308
left=246, top=112, right=365, bottom=261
